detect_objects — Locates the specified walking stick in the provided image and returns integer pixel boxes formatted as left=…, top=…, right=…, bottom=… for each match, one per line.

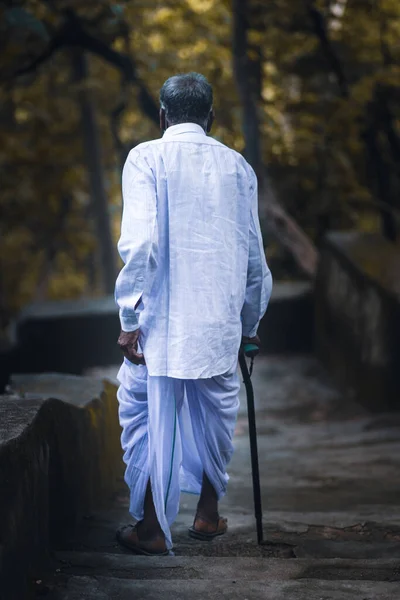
left=239, top=343, right=263, bottom=545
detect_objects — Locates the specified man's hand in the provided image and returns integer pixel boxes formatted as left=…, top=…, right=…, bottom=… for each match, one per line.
left=241, top=334, right=261, bottom=348
left=117, top=329, right=145, bottom=365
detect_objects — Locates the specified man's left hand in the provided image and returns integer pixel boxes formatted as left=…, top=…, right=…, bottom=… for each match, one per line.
left=241, top=334, right=261, bottom=348
left=117, top=329, right=145, bottom=365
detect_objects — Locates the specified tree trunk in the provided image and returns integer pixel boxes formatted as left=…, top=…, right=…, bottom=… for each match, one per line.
left=232, top=0, right=318, bottom=278
left=232, top=0, right=262, bottom=177
left=72, top=49, right=117, bottom=294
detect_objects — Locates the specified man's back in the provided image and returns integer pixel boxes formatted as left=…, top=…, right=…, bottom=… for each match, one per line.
left=116, top=123, right=271, bottom=379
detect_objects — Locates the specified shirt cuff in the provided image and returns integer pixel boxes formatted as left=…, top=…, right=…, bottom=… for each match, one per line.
left=119, top=310, right=140, bottom=332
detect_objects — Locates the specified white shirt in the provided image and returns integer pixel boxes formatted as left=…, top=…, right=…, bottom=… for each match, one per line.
left=115, top=123, right=272, bottom=379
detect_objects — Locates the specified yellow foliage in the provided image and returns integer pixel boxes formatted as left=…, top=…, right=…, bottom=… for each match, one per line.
left=152, top=7, right=175, bottom=24
left=185, top=0, right=216, bottom=14
left=1, top=0, right=399, bottom=325
left=148, top=33, right=165, bottom=53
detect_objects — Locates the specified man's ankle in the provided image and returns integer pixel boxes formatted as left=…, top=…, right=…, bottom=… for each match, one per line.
left=137, top=520, right=164, bottom=540
left=196, top=505, right=219, bottom=522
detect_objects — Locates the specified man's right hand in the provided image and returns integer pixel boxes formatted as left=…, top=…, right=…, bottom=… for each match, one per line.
left=117, top=329, right=146, bottom=365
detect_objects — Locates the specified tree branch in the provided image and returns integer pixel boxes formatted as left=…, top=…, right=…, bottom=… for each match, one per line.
left=262, top=190, right=319, bottom=278
left=15, top=10, right=159, bottom=125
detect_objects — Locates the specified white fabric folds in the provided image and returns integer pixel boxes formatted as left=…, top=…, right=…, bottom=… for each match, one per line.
left=117, top=357, right=240, bottom=549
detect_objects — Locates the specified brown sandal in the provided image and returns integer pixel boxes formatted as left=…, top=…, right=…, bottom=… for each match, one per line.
left=116, top=524, right=169, bottom=556
left=188, top=515, right=228, bottom=541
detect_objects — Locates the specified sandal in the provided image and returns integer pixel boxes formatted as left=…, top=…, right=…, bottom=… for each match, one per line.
left=116, top=523, right=169, bottom=556
left=188, top=515, right=228, bottom=541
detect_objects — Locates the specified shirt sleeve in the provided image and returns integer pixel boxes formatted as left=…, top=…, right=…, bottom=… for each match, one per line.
left=115, top=147, right=158, bottom=332
left=241, top=169, right=273, bottom=338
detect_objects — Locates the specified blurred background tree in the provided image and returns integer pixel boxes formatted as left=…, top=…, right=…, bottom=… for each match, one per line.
left=0, top=0, right=399, bottom=332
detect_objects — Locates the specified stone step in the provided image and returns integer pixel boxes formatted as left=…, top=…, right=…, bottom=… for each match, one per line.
left=52, top=573, right=399, bottom=600
left=56, top=552, right=400, bottom=582
left=293, top=539, right=400, bottom=559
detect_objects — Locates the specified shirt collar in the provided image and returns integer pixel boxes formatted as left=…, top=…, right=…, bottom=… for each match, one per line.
left=163, top=122, right=206, bottom=138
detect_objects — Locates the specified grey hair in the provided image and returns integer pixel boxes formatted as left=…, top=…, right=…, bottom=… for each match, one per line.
left=160, top=72, right=213, bottom=130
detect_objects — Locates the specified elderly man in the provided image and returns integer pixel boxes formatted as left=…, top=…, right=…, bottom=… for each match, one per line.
left=115, top=72, right=272, bottom=555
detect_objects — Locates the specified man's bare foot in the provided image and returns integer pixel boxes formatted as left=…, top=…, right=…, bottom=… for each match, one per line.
left=190, top=472, right=228, bottom=539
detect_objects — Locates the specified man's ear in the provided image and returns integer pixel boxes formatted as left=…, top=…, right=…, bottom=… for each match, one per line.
left=206, top=108, right=215, bottom=133
left=160, top=108, right=166, bottom=132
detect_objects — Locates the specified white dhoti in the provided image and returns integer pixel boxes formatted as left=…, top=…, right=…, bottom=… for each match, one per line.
left=117, top=358, right=240, bottom=549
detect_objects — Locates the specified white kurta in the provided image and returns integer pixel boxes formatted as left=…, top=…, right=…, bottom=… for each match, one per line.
left=115, top=123, right=272, bottom=379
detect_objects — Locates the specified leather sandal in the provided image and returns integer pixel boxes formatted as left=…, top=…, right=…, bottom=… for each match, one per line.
left=116, top=523, right=169, bottom=556
left=188, top=514, right=228, bottom=541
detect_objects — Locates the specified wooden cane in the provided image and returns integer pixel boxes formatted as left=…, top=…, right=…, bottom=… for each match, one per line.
left=239, top=343, right=263, bottom=544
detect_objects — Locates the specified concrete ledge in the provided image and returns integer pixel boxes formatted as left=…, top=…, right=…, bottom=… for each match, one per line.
left=0, top=374, right=121, bottom=599
left=315, top=231, right=400, bottom=411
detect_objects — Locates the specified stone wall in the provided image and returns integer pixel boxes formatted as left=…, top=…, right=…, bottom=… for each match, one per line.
left=14, top=297, right=122, bottom=376
left=315, top=231, right=400, bottom=411
left=0, top=374, right=121, bottom=599
left=259, top=281, right=314, bottom=354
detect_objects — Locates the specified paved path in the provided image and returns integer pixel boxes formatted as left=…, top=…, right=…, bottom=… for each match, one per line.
left=47, top=356, right=400, bottom=598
